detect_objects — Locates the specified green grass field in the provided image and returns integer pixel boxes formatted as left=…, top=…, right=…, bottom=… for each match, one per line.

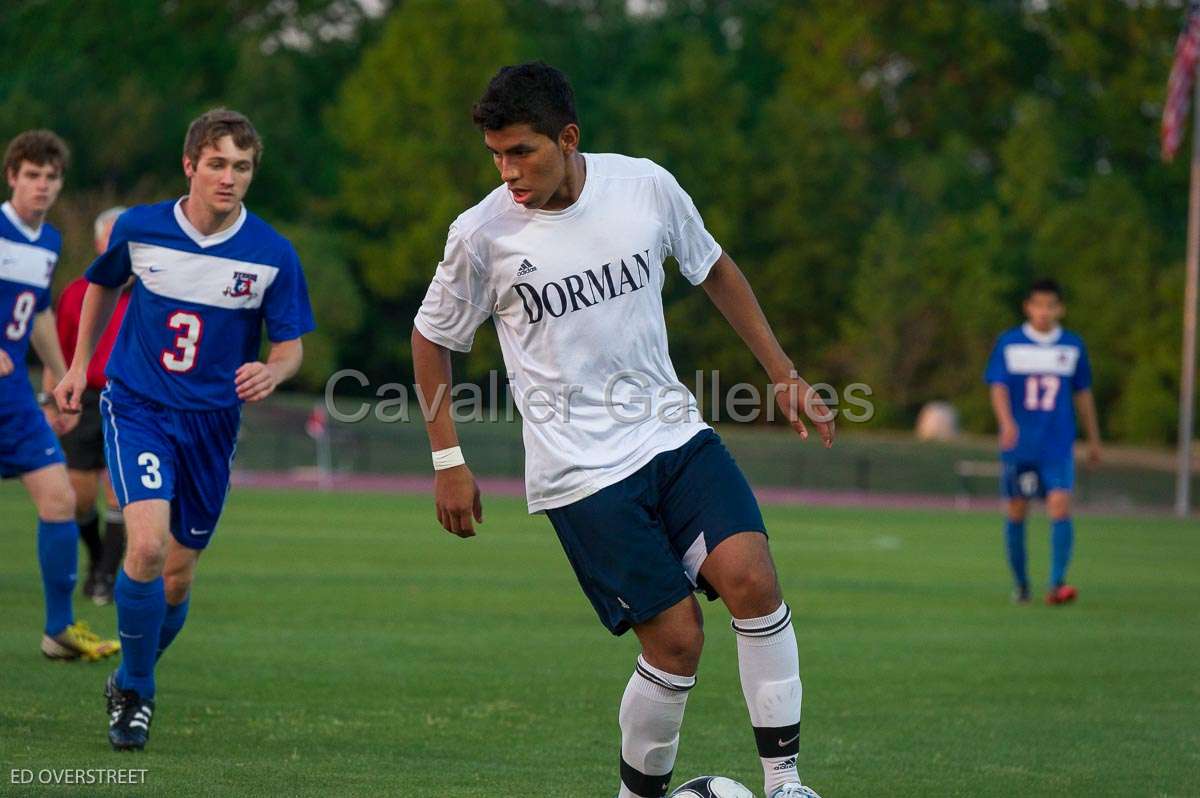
left=1, top=484, right=1197, bottom=797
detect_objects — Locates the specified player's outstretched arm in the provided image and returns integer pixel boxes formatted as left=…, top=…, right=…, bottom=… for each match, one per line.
left=55, top=282, right=121, bottom=413
left=699, top=251, right=835, bottom=447
left=30, top=309, right=68, bottom=384
left=30, top=309, right=78, bottom=435
left=989, top=383, right=1018, bottom=451
left=1073, top=388, right=1102, bottom=466
left=236, top=338, right=304, bottom=403
left=412, top=326, right=482, bottom=538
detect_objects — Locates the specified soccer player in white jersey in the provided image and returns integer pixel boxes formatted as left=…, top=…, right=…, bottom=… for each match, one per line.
left=412, top=63, right=832, bottom=798
left=1, top=129, right=120, bottom=663
left=55, top=109, right=316, bottom=751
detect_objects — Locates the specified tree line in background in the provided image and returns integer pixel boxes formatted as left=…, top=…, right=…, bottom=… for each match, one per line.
left=1, top=0, right=1192, bottom=443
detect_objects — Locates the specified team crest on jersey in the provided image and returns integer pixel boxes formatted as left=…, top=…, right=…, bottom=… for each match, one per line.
left=223, top=270, right=259, bottom=300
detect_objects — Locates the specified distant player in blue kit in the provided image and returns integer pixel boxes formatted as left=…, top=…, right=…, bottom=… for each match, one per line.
left=54, top=109, right=316, bottom=751
left=2, top=129, right=120, bottom=662
left=985, top=279, right=1101, bottom=605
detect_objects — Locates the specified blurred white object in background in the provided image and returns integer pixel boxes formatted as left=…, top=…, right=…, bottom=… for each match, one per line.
left=915, top=400, right=960, bottom=441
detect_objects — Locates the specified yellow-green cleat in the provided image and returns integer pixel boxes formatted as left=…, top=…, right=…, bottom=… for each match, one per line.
left=41, top=621, right=121, bottom=662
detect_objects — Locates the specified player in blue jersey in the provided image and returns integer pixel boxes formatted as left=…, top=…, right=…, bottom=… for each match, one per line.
left=985, top=279, right=1101, bottom=605
left=2, top=130, right=121, bottom=663
left=54, top=109, right=316, bottom=751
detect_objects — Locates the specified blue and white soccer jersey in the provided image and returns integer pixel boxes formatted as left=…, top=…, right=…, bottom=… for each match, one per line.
left=0, top=201, right=66, bottom=479
left=985, top=323, right=1092, bottom=499
left=87, top=198, right=315, bottom=548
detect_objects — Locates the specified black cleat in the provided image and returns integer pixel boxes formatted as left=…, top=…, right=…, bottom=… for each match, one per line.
left=107, top=677, right=154, bottom=751
left=104, top=670, right=121, bottom=715
left=82, top=564, right=100, bottom=600
left=91, top=572, right=114, bottom=606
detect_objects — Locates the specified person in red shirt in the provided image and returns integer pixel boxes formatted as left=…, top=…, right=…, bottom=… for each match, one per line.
left=44, top=206, right=130, bottom=604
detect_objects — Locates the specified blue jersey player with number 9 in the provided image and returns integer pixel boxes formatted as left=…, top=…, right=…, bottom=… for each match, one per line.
left=54, top=109, right=316, bottom=751
left=984, top=279, right=1101, bottom=606
left=3, top=130, right=121, bottom=664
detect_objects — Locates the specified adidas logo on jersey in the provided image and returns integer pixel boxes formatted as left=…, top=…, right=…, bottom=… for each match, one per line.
left=512, top=248, right=652, bottom=325
left=516, top=259, right=537, bottom=276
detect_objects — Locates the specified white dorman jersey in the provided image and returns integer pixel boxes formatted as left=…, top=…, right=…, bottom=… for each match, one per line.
left=415, top=153, right=720, bottom=512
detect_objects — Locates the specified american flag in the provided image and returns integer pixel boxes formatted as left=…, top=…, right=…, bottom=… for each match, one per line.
left=1163, top=0, right=1200, bottom=162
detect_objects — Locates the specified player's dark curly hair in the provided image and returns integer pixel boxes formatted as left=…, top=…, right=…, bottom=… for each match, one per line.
left=1027, top=278, right=1063, bottom=301
left=3, top=130, right=69, bottom=177
left=472, top=62, right=578, bottom=140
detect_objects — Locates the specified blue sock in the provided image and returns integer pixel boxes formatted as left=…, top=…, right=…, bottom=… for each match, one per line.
left=1004, top=519, right=1028, bottom=591
left=115, top=570, right=165, bottom=699
left=37, top=519, right=78, bottom=636
left=1050, top=518, right=1074, bottom=587
left=156, top=597, right=190, bottom=661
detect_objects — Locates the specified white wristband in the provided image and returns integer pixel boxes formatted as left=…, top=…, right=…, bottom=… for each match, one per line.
left=432, top=446, right=466, bottom=471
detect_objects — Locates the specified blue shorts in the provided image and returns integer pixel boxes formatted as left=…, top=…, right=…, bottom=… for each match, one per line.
left=545, top=429, right=767, bottom=636
left=100, top=382, right=241, bottom=550
left=1001, top=457, right=1074, bottom=499
left=0, top=401, right=65, bottom=479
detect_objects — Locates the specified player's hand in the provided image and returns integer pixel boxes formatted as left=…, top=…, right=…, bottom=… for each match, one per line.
left=235, top=361, right=279, bottom=403
left=58, top=405, right=80, bottom=435
left=53, top=367, right=87, bottom=414
left=774, top=374, right=835, bottom=448
left=1085, top=442, right=1102, bottom=468
left=42, top=401, right=78, bottom=436
left=0, top=349, right=12, bottom=377
left=434, top=465, right=483, bottom=538
left=999, top=420, right=1018, bottom=451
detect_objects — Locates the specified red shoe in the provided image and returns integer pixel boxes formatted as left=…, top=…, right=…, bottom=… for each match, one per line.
left=1045, top=584, right=1078, bottom=605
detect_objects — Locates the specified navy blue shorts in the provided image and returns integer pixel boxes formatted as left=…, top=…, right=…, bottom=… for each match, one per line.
left=100, top=382, right=240, bottom=550
left=545, top=429, right=766, bottom=635
left=1001, top=457, right=1074, bottom=499
left=0, top=400, right=65, bottom=479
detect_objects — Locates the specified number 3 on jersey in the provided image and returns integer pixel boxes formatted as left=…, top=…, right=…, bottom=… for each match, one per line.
left=1024, top=374, right=1060, bottom=411
left=162, top=311, right=202, bottom=372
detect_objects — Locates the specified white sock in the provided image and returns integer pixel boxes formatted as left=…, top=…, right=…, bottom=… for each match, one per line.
left=617, top=655, right=695, bottom=798
left=732, top=602, right=802, bottom=795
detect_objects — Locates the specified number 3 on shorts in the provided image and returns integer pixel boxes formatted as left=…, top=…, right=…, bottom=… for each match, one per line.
left=138, top=452, right=163, bottom=489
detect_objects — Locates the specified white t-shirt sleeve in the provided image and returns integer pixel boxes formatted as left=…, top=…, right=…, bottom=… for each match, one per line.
left=413, top=225, right=495, bottom=352
left=654, top=165, right=722, bottom=285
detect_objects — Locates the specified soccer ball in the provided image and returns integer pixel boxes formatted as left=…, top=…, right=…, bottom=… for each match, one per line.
left=670, top=776, right=756, bottom=798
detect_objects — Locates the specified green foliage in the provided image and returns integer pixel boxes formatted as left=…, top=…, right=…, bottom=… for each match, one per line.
left=1, top=0, right=1195, bottom=444
left=330, top=0, right=516, bottom=300
left=275, top=223, right=365, bottom=391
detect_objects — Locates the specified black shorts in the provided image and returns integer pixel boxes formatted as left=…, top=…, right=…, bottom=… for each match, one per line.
left=545, top=429, right=767, bottom=636
left=60, top=388, right=105, bottom=471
